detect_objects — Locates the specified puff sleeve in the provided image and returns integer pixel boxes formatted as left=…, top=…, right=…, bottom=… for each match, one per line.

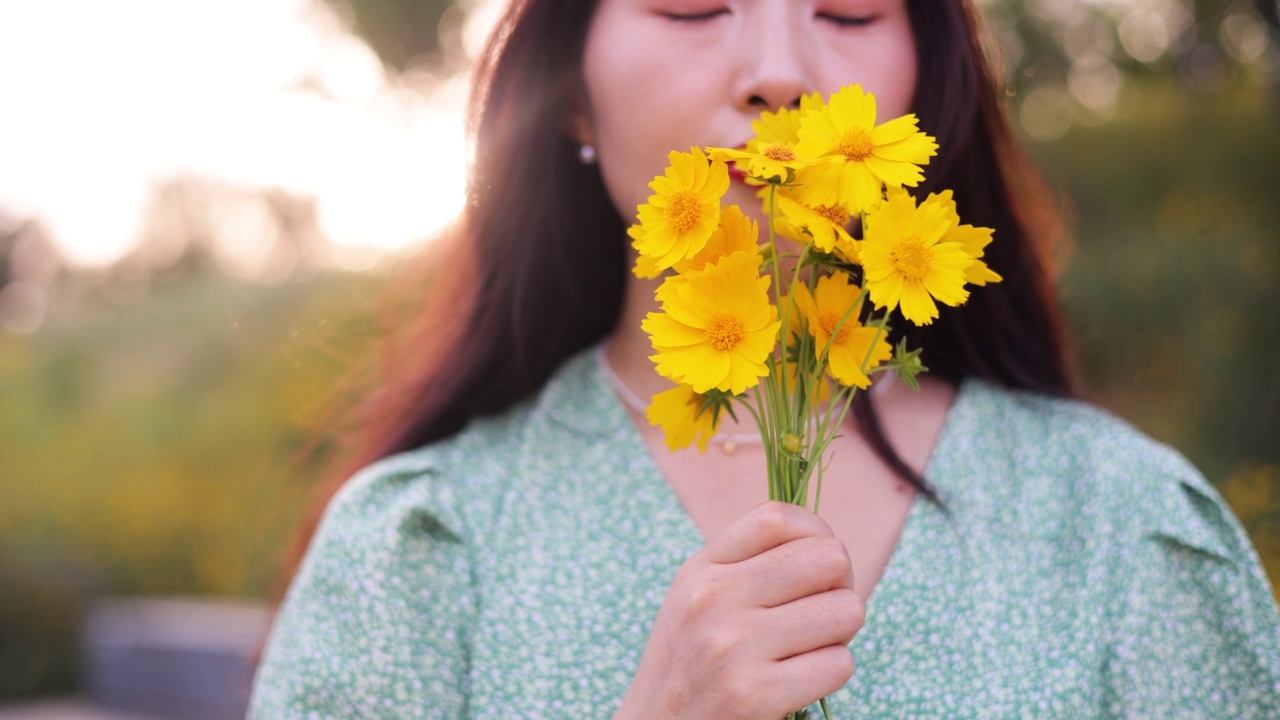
left=248, top=454, right=476, bottom=719
left=1103, top=459, right=1280, bottom=719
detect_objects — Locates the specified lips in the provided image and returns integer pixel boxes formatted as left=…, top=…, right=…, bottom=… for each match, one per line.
left=725, top=141, right=750, bottom=185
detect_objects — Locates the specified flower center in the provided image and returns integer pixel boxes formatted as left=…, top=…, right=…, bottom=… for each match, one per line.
left=763, top=143, right=796, bottom=161
left=819, top=312, right=852, bottom=345
left=665, top=191, right=701, bottom=233
left=816, top=205, right=848, bottom=226
left=704, top=314, right=744, bottom=351
left=838, top=129, right=874, bottom=161
left=891, top=237, right=929, bottom=281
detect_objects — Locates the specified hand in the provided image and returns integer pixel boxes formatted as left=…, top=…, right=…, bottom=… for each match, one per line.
left=614, top=501, right=865, bottom=720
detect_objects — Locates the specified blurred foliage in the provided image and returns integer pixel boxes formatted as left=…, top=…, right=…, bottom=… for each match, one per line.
left=326, top=0, right=459, bottom=71
left=1035, top=75, right=1280, bottom=583
left=1042, top=76, right=1279, bottom=480
left=0, top=266, right=386, bottom=699
left=980, top=0, right=1279, bottom=99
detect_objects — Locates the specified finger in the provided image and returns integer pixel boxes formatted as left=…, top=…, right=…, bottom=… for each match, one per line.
left=761, top=644, right=856, bottom=716
left=757, top=588, right=865, bottom=661
left=741, top=535, right=856, bottom=608
left=703, top=501, right=835, bottom=565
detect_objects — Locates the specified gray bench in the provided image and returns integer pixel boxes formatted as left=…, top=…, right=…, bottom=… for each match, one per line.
left=82, top=597, right=268, bottom=720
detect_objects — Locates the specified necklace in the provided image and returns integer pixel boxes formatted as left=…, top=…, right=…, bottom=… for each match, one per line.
left=596, top=346, right=761, bottom=454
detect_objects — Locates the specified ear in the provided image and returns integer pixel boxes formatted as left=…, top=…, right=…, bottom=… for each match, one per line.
left=562, top=85, right=594, bottom=147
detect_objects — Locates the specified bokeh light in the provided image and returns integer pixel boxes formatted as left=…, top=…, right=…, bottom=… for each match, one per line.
left=0, top=0, right=481, bottom=273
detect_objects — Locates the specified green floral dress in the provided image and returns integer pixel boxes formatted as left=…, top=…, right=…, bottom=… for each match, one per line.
left=250, top=348, right=1280, bottom=718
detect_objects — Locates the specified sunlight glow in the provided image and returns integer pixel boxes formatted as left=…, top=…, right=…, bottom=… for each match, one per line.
left=0, top=0, right=472, bottom=270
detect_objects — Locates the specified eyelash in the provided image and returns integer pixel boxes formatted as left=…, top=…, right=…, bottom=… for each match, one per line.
left=661, top=10, right=877, bottom=27
left=662, top=9, right=728, bottom=22
left=818, top=13, right=877, bottom=28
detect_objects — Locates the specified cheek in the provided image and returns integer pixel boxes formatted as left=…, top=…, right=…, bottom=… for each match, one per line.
left=582, top=81, right=656, bottom=224
left=583, top=62, right=701, bottom=223
left=595, top=143, right=650, bottom=226
left=877, top=61, right=917, bottom=120
left=816, top=18, right=918, bottom=119
left=581, top=8, right=728, bottom=225
left=876, top=24, right=919, bottom=119
left=582, top=32, right=658, bottom=222
left=870, top=70, right=917, bottom=122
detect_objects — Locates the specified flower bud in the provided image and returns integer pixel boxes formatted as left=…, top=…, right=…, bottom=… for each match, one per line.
left=782, top=433, right=803, bottom=455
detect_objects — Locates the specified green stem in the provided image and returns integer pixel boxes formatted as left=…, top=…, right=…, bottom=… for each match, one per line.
left=785, top=245, right=812, bottom=436
left=767, top=184, right=782, bottom=310
left=747, top=384, right=779, bottom=501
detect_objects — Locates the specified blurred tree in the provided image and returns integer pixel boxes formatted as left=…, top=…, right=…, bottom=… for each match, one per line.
left=0, top=216, right=60, bottom=335
left=978, top=0, right=1279, bottom=128
left=0, top=265, right=388, bottom=701
left=1034, top=79, right=1280, bottom=481
left=0, top=215, right=58, bottom=288
left=326, top=0, right=459, bottom=72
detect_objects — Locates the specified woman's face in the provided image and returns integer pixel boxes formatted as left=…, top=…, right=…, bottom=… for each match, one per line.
left=579, top=0, right=918, bottom=227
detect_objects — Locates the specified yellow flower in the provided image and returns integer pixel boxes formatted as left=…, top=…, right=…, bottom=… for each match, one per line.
left=632, top=204, right=761, bottom=279
left=707, top=93, right=822, bottom=184
left=924, top=190, right=1002, bottom=286
left=628, top=224, right=663, bottom=279
left=646, top=384, right=720, bottom=453
left=674, top=204, right=760, bottom=273
left=643, top=251, right=780, bottom=394
left=775, top=295, right=833, bottom=402
left=771, top=190, right=859, bottom=257
left=861, top=190, right=973, bottom=326
left=793, top=272, right=892, bottom=388
left=631, top=147, right=730, bottom=276
left=794, top=85, right=938, bottom=215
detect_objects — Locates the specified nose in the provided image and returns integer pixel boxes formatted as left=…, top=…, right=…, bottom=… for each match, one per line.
left=733, top=6, right=810, bottom=113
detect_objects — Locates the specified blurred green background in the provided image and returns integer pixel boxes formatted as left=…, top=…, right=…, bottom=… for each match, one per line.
left=1, top=0, right=1277, bottom=703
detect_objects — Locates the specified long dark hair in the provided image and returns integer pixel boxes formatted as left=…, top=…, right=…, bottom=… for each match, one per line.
left=279, top=0, right=1073, bottom=592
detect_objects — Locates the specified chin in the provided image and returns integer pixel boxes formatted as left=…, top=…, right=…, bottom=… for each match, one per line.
left=724, top=182, right=768, bottom=220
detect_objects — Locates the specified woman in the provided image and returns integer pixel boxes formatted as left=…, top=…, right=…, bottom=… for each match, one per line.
left=250, top=0, right=1280, bottom=717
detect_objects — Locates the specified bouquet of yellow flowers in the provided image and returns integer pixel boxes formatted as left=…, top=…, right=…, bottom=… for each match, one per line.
left=627, top=85, right=1002, bottom=719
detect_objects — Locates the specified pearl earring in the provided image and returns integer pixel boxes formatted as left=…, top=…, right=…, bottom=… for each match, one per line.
left=578, top=144, right=597, bottom=165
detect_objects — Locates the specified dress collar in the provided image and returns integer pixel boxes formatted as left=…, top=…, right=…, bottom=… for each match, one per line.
left=537, top=342, right=990, bottom=509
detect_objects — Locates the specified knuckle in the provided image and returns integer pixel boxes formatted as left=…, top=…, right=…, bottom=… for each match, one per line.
left=755, top=501, right=794, bottom=535
left=683, top=575, right=727, bottom=620
left=699, top=624, right=738, bottom=665
left=673, top=555, right=701, bottom=587
left=829, top=645, right=855, bottom=682
left=827, top=589, right=865, bottom=636
left=849, top=592, right=867, bottom=630
left=809, top=645, right=855, bottom=694
left=810, top=512, right=836, bottom=538
left=813, top=537, right=851, bottom=576
left=722, top=674, right=765, bottom=718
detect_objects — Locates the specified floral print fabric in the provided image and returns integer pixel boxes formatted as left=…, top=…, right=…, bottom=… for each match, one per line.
left=250, top=348, right=1280, bottom=718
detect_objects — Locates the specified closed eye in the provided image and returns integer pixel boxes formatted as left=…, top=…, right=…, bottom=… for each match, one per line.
left=663, top=9, right=729, bottom=22
left=818, top=13, right=877, bottom=28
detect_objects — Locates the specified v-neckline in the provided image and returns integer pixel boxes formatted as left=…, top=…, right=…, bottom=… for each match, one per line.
left=589, top=350, right=972, bottom=611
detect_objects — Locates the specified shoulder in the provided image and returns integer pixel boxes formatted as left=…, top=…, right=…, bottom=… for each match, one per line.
left=939, top=379, right=1241, bottom=563
left=948, top=378, right=1188, bottom=474
left=319, top=405, right=533, bottom=556
left=252, top=410, right=556, bottom=719
left=941, top=381, right=1280, bottom=679
left=317, top=347, right=609, bottom=549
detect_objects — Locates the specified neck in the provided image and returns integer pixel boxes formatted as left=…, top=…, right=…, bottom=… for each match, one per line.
left=605, top=270, right=758, bottom=434
left=604, top=272, right=665, bottom=397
